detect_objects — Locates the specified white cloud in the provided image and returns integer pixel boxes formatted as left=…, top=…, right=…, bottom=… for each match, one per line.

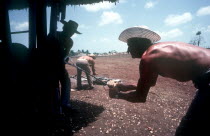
left=119, top=0, right=127, bottom=3
left=100, top=37, right=110, bottom=42
left=207, top=25, right=210, bottom=32
left=79, top=24, right=90, bottom=29
left=72, top=34, right=78, bottom=39
left=11, top=21, right=28, bottom=31
left=144, top=1, right=157, bottom=9
left=99, top=11, right=123, bottom=26
left=156, top=28, right=183, bottom=39
left=196, top=6, right=210, bottom=16
left=82, top=2, right=115, bottom=12
left=90, top=38, right=110, bottom=43
left=164, top=12, right=192, bottom=26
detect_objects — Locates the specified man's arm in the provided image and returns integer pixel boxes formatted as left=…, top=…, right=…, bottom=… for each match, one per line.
left=65, top=38, right=73, bottom=56
left=136, top=57, right=158, bottom=102
left=117, top=58, right=158, bottom=103
left=90, top=60, right=97, bottom=75
left=117, top=83, right=137, bottom=92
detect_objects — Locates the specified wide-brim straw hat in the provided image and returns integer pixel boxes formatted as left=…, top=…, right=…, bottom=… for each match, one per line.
left=61, top=20, right=82, bottom=34
left=119, top=26, right=161, bottom=43
left=89, top=54, right=96, bottom=59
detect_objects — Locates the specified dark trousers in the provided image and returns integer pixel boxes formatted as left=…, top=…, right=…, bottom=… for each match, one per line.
left=76, top=63, right=93, bottom=88
left=175, top=69, right=210, bottom=136
left=175, top=88, right=210, bottom=136
left=59, top=67, right=71, bottom=107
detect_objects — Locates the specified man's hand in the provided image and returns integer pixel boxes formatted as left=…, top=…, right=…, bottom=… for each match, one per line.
left=118, top=91, right=146, bottom=103
left=93, top=73, right=98, bottom=75
left=116, top=83, right=137, bottom=92
left=108, top=83, right=146, bottom=103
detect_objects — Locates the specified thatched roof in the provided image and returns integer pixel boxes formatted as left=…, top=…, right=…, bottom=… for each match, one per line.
left=4, top=0, right=118, bottom=10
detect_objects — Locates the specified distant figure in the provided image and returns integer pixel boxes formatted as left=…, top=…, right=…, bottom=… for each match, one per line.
left=47, top=20, right=81, bottom=114
left=76, top=54, right=97, bottom=90
left=112, top=26, right=210, bottom=135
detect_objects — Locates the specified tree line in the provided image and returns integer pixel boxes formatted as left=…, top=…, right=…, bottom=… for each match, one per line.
left=189, top=31, right=209, bottom=49
left=69, top=49, right=118, bottom=56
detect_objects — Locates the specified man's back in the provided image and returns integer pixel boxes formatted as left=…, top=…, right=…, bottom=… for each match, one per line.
left=142, top=42, right=210, bottom=81
left=78, top=56, right=95, bottom=65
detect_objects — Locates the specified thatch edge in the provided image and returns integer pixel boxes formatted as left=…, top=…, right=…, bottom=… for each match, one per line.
left=5, top=0, right=119, bottom=10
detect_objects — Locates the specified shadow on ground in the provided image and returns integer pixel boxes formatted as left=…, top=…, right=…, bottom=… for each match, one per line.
left=47, top=100, right=105, bottom=136
left=70, top=100, right=105, bottom=132
left=48, top=100, right=105, bottom=136
left=2, top=100, right=104, bottom=136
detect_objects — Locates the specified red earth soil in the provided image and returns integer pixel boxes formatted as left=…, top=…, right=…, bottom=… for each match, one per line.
left=65, top=54, right=196, bottom=136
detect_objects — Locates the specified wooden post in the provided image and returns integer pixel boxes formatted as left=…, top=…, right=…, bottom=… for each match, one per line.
left=36, top=0, right=47, bottom=49
left=29, top=0, right=37, bottom=52
left=0, top=2, right=11, bottom=46
left=60, top=2, right=66, bottom=21
left=50, top=3, right=58, bottom=36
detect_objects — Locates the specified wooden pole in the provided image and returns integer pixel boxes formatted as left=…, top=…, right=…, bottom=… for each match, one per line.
left=36, top=0, right=47, bottom=49
left=29, top=0, right=37, bottom=51
left=0, top=2, right=11, bottom=46
left=50, top=3, right=58, bottom=36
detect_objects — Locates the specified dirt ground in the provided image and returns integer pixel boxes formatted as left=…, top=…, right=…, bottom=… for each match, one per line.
left=65, top=54, right=196, bottom=136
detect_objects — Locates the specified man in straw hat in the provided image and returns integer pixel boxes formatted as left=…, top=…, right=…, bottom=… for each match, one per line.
left=111, top=26, right=210, bottom=135
left=76, top=54, right=97, bottom=90
left=46, top=20, right=81, bottom=114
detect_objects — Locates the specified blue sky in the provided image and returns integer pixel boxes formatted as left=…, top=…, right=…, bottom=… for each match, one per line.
left=9, top=0, right=210, bottom=53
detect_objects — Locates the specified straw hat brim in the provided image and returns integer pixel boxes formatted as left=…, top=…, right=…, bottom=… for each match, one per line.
left=61, top=20, right=82, bottom=34
left=119, top=27, right=161, bottom=43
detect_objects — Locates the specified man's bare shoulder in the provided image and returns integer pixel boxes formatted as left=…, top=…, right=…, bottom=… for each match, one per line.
left=144, top=41, right=198, bottom=56
left=142, top=41, right=210, bottom=66
left=142, top=42, right=192, bottom=61
left=79, top=56, right=94, bottom=61
left=141, top=43, right=165, bottom=59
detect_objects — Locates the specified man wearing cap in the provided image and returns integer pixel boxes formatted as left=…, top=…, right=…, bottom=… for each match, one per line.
left=76, top=54, right=97, bottom=90
left=112, top=26, right=210, bottom=135
left=46, top=20, right=81, bottom=114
